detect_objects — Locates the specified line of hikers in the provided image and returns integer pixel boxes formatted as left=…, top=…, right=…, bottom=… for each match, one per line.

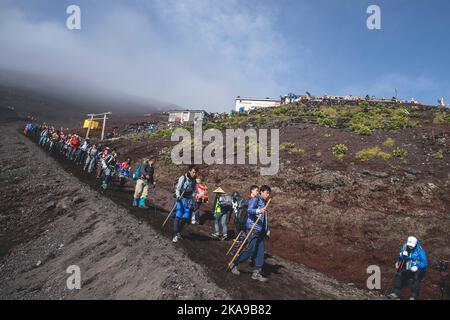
left=24, top=122, right=434, bottom=294
left=25, top=123, right=132, bottom=191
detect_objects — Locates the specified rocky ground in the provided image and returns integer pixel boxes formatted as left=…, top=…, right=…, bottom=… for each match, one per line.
left=0, top=124, right=383, bottom=300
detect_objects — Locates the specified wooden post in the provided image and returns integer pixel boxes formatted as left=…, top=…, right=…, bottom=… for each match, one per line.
left=101, top=114, right=107, bottom=141
left=85, top=115, right=93, bottom=140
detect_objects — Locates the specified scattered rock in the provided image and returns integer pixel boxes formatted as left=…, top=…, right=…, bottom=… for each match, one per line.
left=45, top=201, right=56, bottom=211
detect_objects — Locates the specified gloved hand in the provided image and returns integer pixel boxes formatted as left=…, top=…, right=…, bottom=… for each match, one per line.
left=402, top=250, right=409, bottom=257
left=411, top=266, right=418, bottom=272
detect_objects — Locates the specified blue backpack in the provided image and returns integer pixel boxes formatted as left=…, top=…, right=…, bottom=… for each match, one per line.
left=132, top=164, right=142, bottom=181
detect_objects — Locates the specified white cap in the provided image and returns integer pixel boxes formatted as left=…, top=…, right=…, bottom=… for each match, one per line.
left=407, top=236, right=418, bottom=248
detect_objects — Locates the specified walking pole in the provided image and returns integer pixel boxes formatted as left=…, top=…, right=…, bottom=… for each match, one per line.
left=226, top=231, right=243, bottom=256
left=385, top=256, right=407, bottom=296
left=227, top=198, right=271, bottom=271
left=162, top=192, right=185, bottom=229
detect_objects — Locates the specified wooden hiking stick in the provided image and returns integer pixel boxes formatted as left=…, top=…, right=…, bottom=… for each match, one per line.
left=227, top=198, right=271, bottom=271
left=226, top=231, right=243, bottom=256
left=162, top=192, right=185, bottom=228
left=384, top=255, right=407, bottom=296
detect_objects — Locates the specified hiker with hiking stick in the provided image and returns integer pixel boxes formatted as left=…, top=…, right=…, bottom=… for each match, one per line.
left=226, top=185, right=259, bottom=257
left=172, top=165, right=198, bottom=243
left=229, top=185, right=272, bottom=282
left=387, top=236, right=428, bottom=300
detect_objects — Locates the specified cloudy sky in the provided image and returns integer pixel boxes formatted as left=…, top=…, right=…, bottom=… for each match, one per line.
left=0, top=0, right=449, bottom=111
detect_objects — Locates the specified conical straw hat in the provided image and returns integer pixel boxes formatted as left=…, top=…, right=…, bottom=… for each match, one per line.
left=213, top=187, right=225, bottom=193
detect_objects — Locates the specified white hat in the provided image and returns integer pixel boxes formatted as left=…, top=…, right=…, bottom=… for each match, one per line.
left=406, top=236, right=418, bottom=248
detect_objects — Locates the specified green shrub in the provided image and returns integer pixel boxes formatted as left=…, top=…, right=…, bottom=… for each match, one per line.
left=318, top=117, right=336, bottom=127
left=280, top=142, right=296, bottom=151
left=356, top=147, right=380, bottom=161
left=432, top=150, right=444, bottom=159
left=356, top=147, right=391, bottom=161
left=273, top=107, right=288, bottom=115
left=348, top=108, right=417, bottom=135
left=433, top=112, right=450, bottom=124
left=383, top=138, right=395, bottom=148
left=356, top=126, right=372, bottom=136
left=150, top=127, right=176, bottom=138
left=378, top=151, right=392, bottom=160
left=290, top=148, right=305, bottom=156
left=332, top=144, right=348, bottom=159
left=393, top=147, right=408, bottom=158
left=131, top=134, right=141, bottom=142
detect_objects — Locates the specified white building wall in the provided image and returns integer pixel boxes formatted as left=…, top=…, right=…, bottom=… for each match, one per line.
left=235, top=98, right=281, bottom=112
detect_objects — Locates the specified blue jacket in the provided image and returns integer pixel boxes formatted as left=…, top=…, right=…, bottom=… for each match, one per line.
left=246, top=194, right=269, bottom=235
left=398, top=241, right=427, bottom=270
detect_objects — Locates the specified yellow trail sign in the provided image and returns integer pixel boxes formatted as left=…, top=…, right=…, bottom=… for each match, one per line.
left=83, top=119, right=100, bottom=129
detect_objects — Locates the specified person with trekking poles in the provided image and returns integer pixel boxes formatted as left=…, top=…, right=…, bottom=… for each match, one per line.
left=118, top=157, right=132, bottom=188
left=211, top=187, right=233, bottom=241
left=226, top=186, right=259, bottom=263
left=172, top=165, right=198, bottom=243
left=132, top=158, right=156, bottom=209
left=192, top=177, right=208, bottom=225
left=84, top=143, right=100, bottom=173
left=67, top=134, right=81, bottom=161
left=39, top=125, right=49, bottom=147
left=387, top=236, right=428, bottom=300
left=48, top=130, right=60, bottom=155
left=96, top=147, right=111, bottom=179
left=229, top=185, right=272, bottom=282
left=101, top=149, right=119, bottom=190
left=74, top=138, right=90, bottom=165
left=232, top=185, right=259, bottom=237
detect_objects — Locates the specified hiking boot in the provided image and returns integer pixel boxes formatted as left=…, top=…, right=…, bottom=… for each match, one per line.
left=176, top=233, right=183, bottom=240
left=132, top=198, right=138, bottom=207
left=387, top=293, right=400, bottom=300
left=251, top=271, right=268, bottom=282
left=101, top=183, right=108, bottom=190
left=138, top=199, right=148, bottom=209
left=230, top=265, right=240, bottom=276
left=211, top=233, right=221, bottom=239
left=172, top=235, right=178, bottom=243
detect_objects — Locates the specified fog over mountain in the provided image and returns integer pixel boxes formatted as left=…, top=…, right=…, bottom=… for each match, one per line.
left=0, top=69, right=178, bottom=126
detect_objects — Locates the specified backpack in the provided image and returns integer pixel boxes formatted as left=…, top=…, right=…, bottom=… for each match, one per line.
left=218, top=194, right=233, bottom=210
left=233, top=196, right=249, bottom=232
left=132, top=164, right=142, bottom=181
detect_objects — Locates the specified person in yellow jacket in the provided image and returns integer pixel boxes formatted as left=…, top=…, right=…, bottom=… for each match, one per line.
left=211, top=187, right=232, bottom=241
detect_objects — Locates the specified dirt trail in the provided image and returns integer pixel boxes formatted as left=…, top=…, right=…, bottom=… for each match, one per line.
left=0, top=124, right=381, bottom=299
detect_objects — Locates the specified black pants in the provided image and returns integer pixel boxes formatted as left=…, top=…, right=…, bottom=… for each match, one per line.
left=393, top=269, right=426, bottom=299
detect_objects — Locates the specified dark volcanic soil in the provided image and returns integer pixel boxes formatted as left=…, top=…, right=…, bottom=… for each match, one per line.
left=0, top=124, right=381, bottom=300
left=105, top=115, right=450, bottom=300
